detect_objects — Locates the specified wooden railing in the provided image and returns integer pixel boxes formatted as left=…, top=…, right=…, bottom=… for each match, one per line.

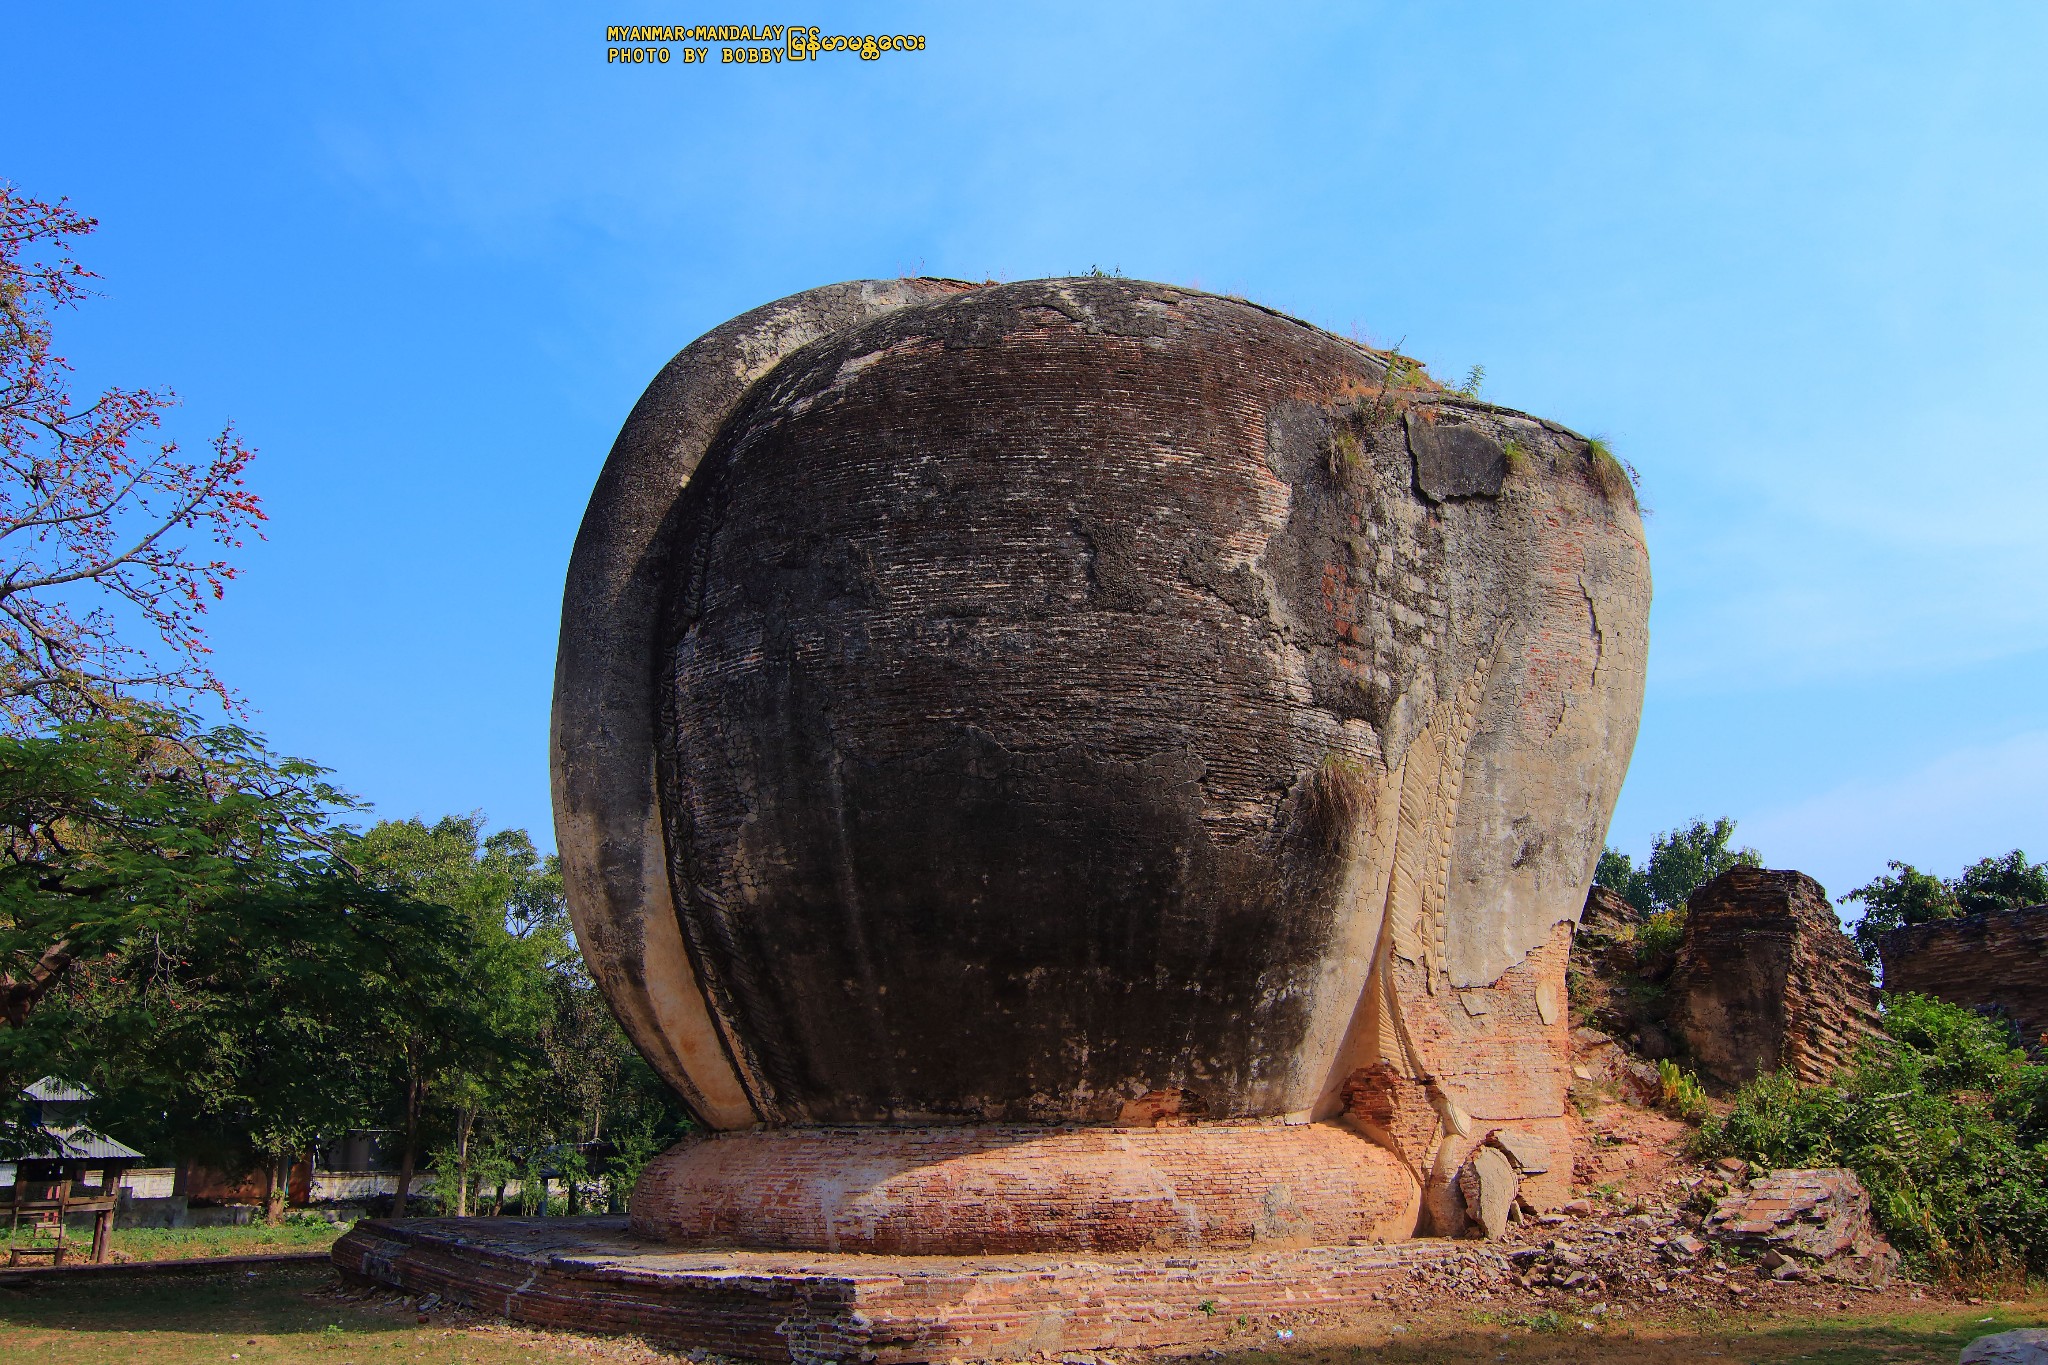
left=5, top=1179, right=121, bottom=1265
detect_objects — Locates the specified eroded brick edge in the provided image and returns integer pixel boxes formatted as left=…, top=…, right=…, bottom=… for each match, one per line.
left=332, top=1217, right=1471, bottom=1364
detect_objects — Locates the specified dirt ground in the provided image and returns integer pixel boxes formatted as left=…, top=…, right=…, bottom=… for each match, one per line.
left=0, top=1263, right=2040, bottom=1365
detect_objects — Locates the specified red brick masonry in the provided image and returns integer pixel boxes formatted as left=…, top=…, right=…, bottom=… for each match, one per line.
left=628, top=1122, right=1417, bottom=1254
left=332, top=1216, right=1468, bottom=1364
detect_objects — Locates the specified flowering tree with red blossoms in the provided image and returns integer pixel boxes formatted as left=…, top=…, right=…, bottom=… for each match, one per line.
left=0, top=183, right=264, bottom=729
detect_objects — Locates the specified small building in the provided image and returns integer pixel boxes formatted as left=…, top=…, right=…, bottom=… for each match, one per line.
left=3, top=1078, right=146, bottom=1264
left=3, top=1077, right=146, bottom=1187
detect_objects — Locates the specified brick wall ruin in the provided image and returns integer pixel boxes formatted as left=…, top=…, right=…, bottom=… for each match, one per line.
left=1882, top=903, right=2048, bottom=1051
left=1666, top=868, right=1882, bottom=1089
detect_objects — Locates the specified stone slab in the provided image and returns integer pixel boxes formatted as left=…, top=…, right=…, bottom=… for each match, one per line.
left=332, top=1216, right=1468, bottom=1364
left=1962, top=1328, right=2048, bottom=1365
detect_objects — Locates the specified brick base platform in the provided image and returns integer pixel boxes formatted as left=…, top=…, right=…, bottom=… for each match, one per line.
left=630, top=1121, right=1419, bottom=1253
left=332, top=1216, right=1469, bottom=1364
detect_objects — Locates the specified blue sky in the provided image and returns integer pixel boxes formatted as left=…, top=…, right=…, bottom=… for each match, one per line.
left=6, top=3, right=2044, bottom=910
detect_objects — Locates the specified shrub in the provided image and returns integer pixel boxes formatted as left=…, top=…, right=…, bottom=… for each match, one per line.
left=1692, top=993, right=2048, bottom=1283
left=1657, top=1059, right=1712, bottom=1124
left=1638, top=909, right=1686, bottom=961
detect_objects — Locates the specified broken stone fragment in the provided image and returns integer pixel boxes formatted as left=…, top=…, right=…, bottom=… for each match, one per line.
left=1961, top=1329, right=2048, bottom=1365
left=1458, top=1145, right=1518, bottom=1239
left=1405, top=411, right=1508, bottom=502
left=1703, top=1167, right=1897, bottom=1288
left=1484, top=1128, right=1551, bottom=1176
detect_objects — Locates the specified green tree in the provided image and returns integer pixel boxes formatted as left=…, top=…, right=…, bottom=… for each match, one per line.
left=1595, top=816, right=1761, bottom=918
left=499, top=950, right=692, bottom=1214
left=1643, top=817, right=1762, bottom=913
left=54, top=872, right=473, bottom=1222
left=1594, top=847, right=1652, bottom=915
left=0, top=711, right=349, bottom=1033
left=345, top=815, right=551, bottom=1217
left=1840, top=849, right=2046, bottom=975
left=0, top=709, right=495, bottom=1222
left=1838, top=861, right=1959, bottom=969
left=1952, top=849, right=2048, bottom=917
left=0, top=708, right=373, bottom=1166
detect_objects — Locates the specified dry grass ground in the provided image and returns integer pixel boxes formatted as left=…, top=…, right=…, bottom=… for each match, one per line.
left=0, top=1262, right=2040, bottom=1365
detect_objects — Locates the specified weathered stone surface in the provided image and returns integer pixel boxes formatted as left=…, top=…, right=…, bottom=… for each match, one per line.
left=1457, top=1145, right=1517, bottom=1239
left=333, top=1216, right=1474, bottom=1365
left=1567, top=883, right=1668, bottom=1053
left=1577, top=882, right=1644, bottom=947
left=1704, top=1167, right=1898, bottom=1286
left=1962, top=1329, right=2048, bottom=1365
left=551, top=278, right=975, bottom=1129
left=630, top=1122, right=1416, bottom=1254
left=1667, top=868, right=1882, bottom=1088
left=1571, top=1025, right=1661, bottom=1104
left=1406, top=411, right=1507, bottom=502
left=1882, top=903, right=2048, bottom=1052
left=553, top=277, right=1650, bottom=1245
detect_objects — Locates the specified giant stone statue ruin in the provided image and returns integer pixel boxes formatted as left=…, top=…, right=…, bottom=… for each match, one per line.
left=551, top=276, right=1651, bottom=1254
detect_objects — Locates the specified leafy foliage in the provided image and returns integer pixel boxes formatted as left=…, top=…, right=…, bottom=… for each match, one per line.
left=0, top=185, right=263, bottom=726
left=0, top=713, right=689, bottom=1219
left=1637, top=909, right=1685, bottom=961
left=0, top=711, right=353, bottom=1031
left=47, top=866, right=474, bottom=1218
left=1656, top=1058, right=1711, bottom=1123
left=1840, top=849, right=2048, bottom=971
left=0, top=710, right=501, bottom=1223
left=1953, top=850, right=2048, bottom=916
left=342, top=813, right=689, bottom=1216
left=1693, top=993, right=2048, bottom=1282
left=1596, top=816, right=1762, bottom=917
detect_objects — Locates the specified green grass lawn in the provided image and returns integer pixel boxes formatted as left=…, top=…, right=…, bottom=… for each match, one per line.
left=0, top=1261, right=2040, bottom=1364
left=0, top=1264, right=649, bottom=1365
left=5, top=1220, right=344, bottom=1265
left=106, top=1222, right=344, bottom=1262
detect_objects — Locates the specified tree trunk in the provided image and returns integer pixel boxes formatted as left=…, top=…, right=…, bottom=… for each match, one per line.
left=390, top=1071, right=423, bottom=1218
left=0, top=939, right=76, bottom=1027
left=263, top=1150, right=290, bottom=1225
left=453, top=1106, right=474, bottom=1218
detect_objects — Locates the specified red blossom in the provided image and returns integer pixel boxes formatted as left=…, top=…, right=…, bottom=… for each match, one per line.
left=0, top=182, right=266, bottom=728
